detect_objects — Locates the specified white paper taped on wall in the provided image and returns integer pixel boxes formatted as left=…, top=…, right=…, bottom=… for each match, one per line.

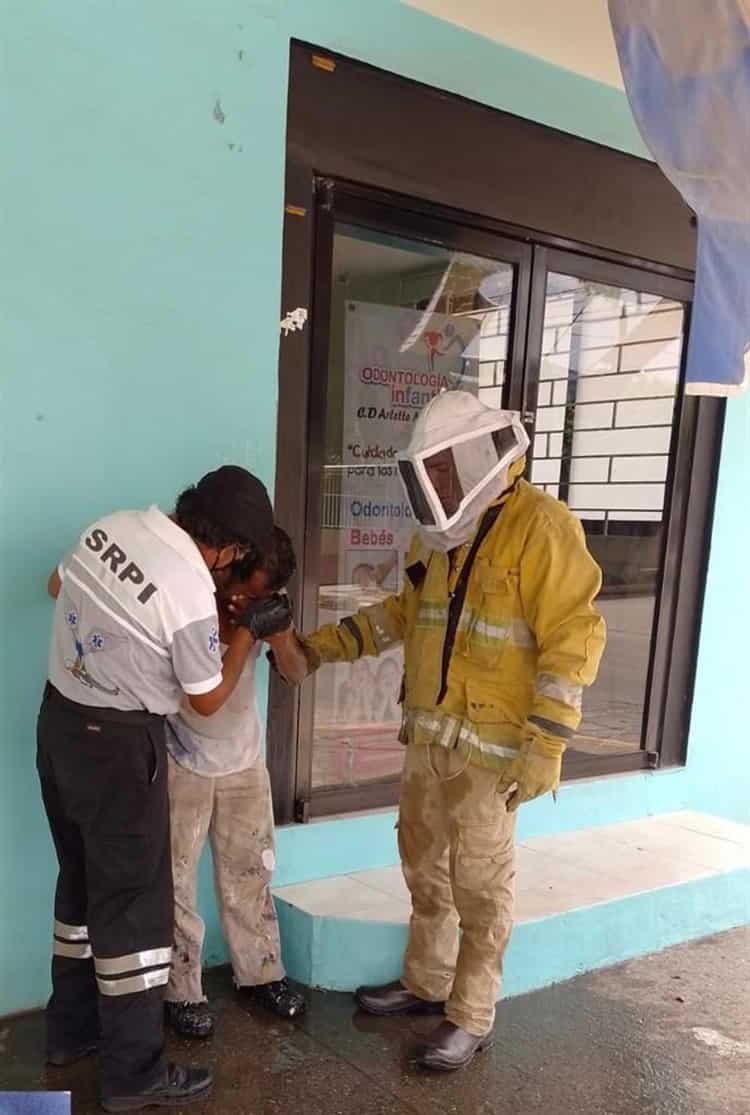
left=280, top=307, right=308, bottom=336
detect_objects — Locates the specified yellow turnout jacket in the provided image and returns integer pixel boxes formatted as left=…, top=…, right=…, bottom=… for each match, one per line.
left=302, top=475, right=606, bottom=771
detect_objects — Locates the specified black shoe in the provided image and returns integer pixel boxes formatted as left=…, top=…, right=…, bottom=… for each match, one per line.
left=239, top=978, right=306, bottom=1019
left=47, top=1041, right=99, bottom=1067
left=101, top=1062, right=213, bottom=1111
left=355, top=980, right=446, bottom=1017
left=164, top=1000, right=214, bottom=1040
left=415, top=1021, right=495, bottom=1071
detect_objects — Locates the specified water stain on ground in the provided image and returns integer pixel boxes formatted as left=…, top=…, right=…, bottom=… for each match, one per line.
left=1, top=928, right=749, bottom=1114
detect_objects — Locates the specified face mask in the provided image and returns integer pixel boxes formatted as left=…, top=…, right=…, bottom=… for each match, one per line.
left=227, top=551, right=255, bottom=582
left=209, top=546, right=247, bottom=586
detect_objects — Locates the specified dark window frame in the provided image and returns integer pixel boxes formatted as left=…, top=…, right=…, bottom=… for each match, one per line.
left=269, top=43, right=724, bottom=824
left=522, top=247, right=723, bottom=778
left=293, top=188, right=533, bottom=820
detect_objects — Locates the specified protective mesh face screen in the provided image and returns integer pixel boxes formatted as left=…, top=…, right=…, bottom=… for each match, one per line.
left=422, top=449, right=465, bottom=517
left=451, top=432, right=506, bottom=502
left=492, top=424, right=521, bottom=459
left=398, top=459, right=436, bottom=526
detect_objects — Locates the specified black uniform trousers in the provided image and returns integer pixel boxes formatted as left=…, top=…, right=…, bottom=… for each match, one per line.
left=37, top=683, right=173, bottom=1099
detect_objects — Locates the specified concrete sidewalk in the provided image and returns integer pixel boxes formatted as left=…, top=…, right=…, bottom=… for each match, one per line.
left=2, top=927, right=749, bottom=1114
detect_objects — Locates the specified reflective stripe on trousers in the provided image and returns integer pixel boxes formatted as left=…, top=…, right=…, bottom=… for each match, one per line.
left=54, top=920, right=92, bottom=960
left=94, top=948, right=173, bottom=996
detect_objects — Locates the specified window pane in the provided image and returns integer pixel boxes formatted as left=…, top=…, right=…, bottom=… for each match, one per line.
left=534, top=273, right=685, bottom=756
left=311, top=223, right=516, bottom=791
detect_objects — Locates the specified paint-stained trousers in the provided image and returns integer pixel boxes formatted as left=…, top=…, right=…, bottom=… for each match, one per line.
left=399, top=742, right=516, bottom=1037
left=36, top=684, right=173, bottom=1100
left=166, top=754, right=284, bottom=1004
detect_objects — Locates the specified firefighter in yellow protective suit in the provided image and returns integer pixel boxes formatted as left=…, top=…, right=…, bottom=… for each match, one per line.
left=300, top=390, right=606, bottom=1072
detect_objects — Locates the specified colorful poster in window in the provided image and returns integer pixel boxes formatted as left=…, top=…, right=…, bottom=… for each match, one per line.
left=311, top=302, right=480, bottom=778
left=336, top=301, right=480, bottom=589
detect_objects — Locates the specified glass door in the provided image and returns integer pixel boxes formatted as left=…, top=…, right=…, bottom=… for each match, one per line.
left=282, top=187, right=702, bottom=822
left=523, top=248, right=694, bottom=777
left=297, top=187, right=532, bottom=816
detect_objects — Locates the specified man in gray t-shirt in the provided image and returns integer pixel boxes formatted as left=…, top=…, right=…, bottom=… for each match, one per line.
left=39, top=466, right=275, bottom=1111
left=164, top=527, right=309, bottom=1039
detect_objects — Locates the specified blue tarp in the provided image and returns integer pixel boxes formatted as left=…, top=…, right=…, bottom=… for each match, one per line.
left=609, top=0, right=750, bottom=396
left=0, top=1095, right=70, bottom=1115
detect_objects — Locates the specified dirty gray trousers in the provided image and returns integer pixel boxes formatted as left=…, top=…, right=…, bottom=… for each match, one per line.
left=166, top=754, right=284, bottom=1003
left=399, top=743, right=516, bottom=1037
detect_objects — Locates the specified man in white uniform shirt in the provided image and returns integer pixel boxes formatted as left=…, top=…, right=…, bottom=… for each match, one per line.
left=164, top=527, right=307, bottom=1039
left=39, top=466, right=282, bottom=1112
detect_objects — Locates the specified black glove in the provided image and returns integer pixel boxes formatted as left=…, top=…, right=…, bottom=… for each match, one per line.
left=236, top=593, right=292, bottom=639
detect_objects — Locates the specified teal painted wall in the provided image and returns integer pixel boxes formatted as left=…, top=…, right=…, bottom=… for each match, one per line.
left=1, top=0, right=745, bottom=1017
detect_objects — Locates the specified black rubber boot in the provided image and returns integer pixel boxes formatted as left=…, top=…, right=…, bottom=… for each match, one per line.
left=164, top=1000, right=214, bottom=1040
left=238, top=978, right=307, bottom=1019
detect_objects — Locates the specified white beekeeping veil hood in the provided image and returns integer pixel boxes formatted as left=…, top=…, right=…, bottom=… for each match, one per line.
left=398, top=390, right=529, bottom=551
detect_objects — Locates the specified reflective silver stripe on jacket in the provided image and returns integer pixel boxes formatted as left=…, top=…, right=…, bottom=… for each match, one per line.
left=469, top=616, right=535, bottom=649
left=413, top=712, right=459, bottom=749
left=412, top=711, right=521, bottom=761
left=535, top=672, right=583, bottom=710
left=415, top=604, right=448, bottom=628
left=457, top=724, right=521, bottom=761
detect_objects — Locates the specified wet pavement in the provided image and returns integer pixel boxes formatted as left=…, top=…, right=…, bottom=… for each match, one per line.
left=1, top=926, right=749, bottom=1114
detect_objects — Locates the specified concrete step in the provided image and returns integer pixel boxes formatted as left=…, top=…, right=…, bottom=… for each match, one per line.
left=274, top=811, right=750, bottom=995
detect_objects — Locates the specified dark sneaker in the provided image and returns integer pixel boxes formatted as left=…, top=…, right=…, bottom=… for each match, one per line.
left=239, top=978, right=306, bottom=1019
left=164, top=1000, right=214, bottom=1040
left=47, top=1041, right=99, bottom=1067
left=101, top=1062, right=212, bottom=1111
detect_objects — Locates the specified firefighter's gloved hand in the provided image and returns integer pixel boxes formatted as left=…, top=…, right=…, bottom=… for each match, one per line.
left=236, top=594, right=292, bottom=639
left=296, top=636, right=322, bottom=675
left=499, top=723, right=566, bottom=813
